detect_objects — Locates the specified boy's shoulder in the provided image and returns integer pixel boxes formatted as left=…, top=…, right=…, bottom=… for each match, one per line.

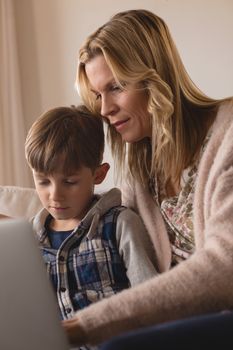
left=102, top=204, right=127, bottom=221
left=95, top=187, right=143, bottom=224
left=102, top=204, right=141, bottom=224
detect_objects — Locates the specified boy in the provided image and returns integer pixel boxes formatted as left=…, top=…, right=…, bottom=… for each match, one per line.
left=25, top=105, right=157, bottom=322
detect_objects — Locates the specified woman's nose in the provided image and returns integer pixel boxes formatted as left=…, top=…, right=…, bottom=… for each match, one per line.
left=101, top=95, right=117, bottom=119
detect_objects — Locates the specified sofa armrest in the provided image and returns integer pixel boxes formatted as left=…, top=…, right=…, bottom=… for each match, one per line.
left=0, top=186, right=42, bottom=219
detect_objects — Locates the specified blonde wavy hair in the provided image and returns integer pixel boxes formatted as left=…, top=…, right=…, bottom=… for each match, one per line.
left=77, top=9, right=226, bottom=185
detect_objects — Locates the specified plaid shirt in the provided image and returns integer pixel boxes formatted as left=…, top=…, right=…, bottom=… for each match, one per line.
left=32, top=190, right=130, bottom=320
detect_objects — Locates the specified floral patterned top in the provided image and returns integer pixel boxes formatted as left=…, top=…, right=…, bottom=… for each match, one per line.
left=149, top=131, right=212, bottom=267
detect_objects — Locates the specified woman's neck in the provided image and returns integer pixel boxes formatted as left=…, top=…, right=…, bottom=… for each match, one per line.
left=166, top=178, right=181, bottom=197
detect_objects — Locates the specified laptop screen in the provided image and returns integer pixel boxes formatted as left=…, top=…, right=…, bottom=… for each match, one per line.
left=0, top=218, right=70, bottom=350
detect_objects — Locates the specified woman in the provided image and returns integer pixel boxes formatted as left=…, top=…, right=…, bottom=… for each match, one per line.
left=62, top=9, right=233, bottom=348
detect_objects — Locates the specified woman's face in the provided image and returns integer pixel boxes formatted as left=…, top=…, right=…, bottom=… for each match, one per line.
left=85, top=55, right=151, bottom=143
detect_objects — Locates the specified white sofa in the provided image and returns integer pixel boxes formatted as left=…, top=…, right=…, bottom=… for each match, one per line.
left=0, top=186, right=42, bottom=219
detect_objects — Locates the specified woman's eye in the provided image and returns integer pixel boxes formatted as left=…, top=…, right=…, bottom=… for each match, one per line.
left=111, top=81, right=126, bottom=92
left=94, top=93, right=101, bottom=101
left=111, top=85, right=121, bottom=92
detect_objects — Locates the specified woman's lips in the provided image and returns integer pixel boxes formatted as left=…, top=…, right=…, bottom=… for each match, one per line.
left=113, top=119, right=130, bottom=132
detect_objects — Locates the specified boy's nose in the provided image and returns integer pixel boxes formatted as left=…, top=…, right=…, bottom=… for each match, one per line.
left=50, top=186, right=64, bottom=201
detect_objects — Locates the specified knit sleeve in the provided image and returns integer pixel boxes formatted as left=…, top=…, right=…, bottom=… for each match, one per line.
left=115, top=208, right=158, bottom=286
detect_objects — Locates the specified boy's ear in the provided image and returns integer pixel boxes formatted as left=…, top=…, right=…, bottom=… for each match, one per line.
left=94, top=163, right=110, bottom=185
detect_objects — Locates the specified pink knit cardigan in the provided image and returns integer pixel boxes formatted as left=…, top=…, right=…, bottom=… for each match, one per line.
left=71, top=99, right=233, bottom=347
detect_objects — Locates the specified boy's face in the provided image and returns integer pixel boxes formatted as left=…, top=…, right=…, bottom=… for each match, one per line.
left=32, top=164, right=108, bottom=230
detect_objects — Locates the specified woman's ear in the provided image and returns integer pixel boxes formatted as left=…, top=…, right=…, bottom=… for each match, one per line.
left=94, top=163, right=110, bottom=185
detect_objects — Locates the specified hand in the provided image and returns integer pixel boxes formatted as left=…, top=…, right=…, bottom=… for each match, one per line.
left=62, top=317, right=86, bottom=346
left=0, top=214, right=11, bottom=219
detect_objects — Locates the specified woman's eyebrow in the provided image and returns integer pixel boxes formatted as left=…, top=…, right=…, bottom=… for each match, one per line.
left=90, top=80, right=116, bottom=94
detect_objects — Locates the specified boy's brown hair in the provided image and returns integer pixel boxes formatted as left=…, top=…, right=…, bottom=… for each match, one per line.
left=25, top=105, right=104, bottom=174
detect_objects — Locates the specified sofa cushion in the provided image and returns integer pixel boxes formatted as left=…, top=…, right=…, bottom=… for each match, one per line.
left=0, top=186, right=42, bottom=219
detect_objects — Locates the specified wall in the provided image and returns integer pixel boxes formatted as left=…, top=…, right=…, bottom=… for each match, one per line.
left=14, top=0, right=233, bottom=191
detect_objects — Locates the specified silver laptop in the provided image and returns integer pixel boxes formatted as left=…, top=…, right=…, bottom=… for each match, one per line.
left=0, top=218, right=70, bottom=350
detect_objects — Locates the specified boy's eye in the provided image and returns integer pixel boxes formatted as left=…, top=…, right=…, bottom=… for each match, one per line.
left=64, top=180, right=78, bottom=185
left=38, top=180, right=50, bottom=186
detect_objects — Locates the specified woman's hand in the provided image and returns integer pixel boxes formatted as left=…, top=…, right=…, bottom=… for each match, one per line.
left=62, top=317, right=86, bottom=346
